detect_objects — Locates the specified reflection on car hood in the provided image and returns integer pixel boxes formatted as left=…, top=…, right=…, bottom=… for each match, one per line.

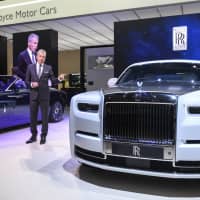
left=103, top=85, right=200, bottom=96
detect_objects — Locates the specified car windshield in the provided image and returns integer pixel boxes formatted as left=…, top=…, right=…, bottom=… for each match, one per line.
left=117, top=62, right=200, bottom=86
left=0, top=76, right=16, bottom=91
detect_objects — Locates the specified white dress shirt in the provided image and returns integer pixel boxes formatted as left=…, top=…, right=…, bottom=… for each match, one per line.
left=27, top=48, right=36, bottom=64
left=36, top=63, right=52, bottom=86
left=36, top=62, right=43, bottom=77
left=30, top=63, right=43, bottom=88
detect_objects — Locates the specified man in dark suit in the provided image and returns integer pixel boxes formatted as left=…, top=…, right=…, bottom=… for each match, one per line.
left=13, top=33, right=39, bottom=80
left=25, top=49, right=64, bottom=145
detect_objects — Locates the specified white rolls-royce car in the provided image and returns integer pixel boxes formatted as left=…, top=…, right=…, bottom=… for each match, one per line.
left=70, top=59, right=200, bottom=179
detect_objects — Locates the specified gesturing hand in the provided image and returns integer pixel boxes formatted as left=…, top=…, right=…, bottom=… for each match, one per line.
left=58, top=74, right=65, bottom=81
left=31, top=82, right=39, bottom=88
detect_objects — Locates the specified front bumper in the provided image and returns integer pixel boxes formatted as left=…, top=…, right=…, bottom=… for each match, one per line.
left=70, top=90, right=200, bottom=179
left=73, top=133, right=200, bottom=179
left=77, top=156, right=200, bottom=179
left=74, top=142, right=200, bottom=179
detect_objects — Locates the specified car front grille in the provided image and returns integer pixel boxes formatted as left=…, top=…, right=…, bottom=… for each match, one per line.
left=103, top=102, right=176, bottom=145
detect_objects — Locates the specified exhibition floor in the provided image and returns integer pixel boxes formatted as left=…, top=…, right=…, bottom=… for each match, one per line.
left=1, top=112, right=200, bottom=200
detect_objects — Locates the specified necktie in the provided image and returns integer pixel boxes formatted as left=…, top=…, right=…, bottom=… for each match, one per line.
left=38, top=64, right=42, bottom=78
left=32, top=52, right=36, bottom=64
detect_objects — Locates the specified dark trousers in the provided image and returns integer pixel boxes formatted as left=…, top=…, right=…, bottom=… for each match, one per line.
left=30, top=99, right=49, bottom=138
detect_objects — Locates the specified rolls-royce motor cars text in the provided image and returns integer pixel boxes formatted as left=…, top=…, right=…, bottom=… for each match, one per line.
left=70, top=60, right=200, bottom=179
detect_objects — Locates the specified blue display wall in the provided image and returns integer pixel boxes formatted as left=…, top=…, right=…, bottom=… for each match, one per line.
left=114, top=14, right=200, bottom=76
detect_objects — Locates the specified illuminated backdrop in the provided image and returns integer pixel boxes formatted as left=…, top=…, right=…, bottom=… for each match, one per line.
left=114, top=14, right=200, bottom=76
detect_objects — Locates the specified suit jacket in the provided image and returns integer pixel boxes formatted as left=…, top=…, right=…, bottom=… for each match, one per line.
left=14, top=50, right=34, bottom=80
left=25, top=63, right=59, bottom=101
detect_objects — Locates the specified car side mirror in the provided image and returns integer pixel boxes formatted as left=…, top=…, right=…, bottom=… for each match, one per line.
left=107, top=78, right=118, bottom=88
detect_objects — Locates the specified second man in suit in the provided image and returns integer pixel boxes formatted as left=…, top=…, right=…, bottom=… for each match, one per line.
left=14, top=33, right=39, bottom=80
left=25, top=49, right=64, bottom=144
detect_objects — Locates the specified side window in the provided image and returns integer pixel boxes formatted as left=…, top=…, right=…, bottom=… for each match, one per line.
left=10, top=79, right=27, bottom=90
left=15, top=79, right=27, bottom=89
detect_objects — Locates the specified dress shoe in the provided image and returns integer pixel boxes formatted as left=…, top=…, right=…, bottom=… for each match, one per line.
left=26, top=137, right=37, bottom=144
left=40, top=136, right=46, bottom=145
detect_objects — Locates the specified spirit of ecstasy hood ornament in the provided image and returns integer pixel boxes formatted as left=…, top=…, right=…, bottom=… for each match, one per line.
left=137, top=81, right=143, bottom=88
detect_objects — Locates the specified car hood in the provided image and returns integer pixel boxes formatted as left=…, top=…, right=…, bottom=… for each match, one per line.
left=103, top=85, right=200, bottom=96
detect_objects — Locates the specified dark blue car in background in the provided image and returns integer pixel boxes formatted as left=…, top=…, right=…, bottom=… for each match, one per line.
left=0, top=75, right=66, bottom=130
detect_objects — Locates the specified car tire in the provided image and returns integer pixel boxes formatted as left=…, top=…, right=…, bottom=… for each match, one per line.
left=49, top=101, right=64, bottom=122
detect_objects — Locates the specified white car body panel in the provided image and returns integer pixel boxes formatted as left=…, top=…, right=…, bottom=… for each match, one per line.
left=176, top=90, right=200, bottom=161
left=70, top=91, right=103, bottom=154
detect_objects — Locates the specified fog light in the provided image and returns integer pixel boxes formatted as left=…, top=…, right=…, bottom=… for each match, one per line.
left=164, top=147, right=174, bottom=160
left=104, top=142, right=112, bottom=154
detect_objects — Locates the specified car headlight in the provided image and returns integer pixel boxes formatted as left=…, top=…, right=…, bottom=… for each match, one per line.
left=78, top=103, right=99, bottom=113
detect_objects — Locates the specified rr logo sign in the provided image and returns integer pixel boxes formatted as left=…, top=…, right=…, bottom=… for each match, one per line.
left=132, top=145, right=141, bottom=157
left=173, top=26, right=187, bottom=51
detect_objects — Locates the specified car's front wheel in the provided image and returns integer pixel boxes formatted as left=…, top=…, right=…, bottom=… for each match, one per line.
left=49, top=101, right=64, bottom=122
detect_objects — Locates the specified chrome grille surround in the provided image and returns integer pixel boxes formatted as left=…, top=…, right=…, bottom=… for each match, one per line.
left=103, top=101, right=176, bottom=145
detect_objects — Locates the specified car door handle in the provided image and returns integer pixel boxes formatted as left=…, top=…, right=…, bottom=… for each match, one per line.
left=8, top=95, right=24, bottom=99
